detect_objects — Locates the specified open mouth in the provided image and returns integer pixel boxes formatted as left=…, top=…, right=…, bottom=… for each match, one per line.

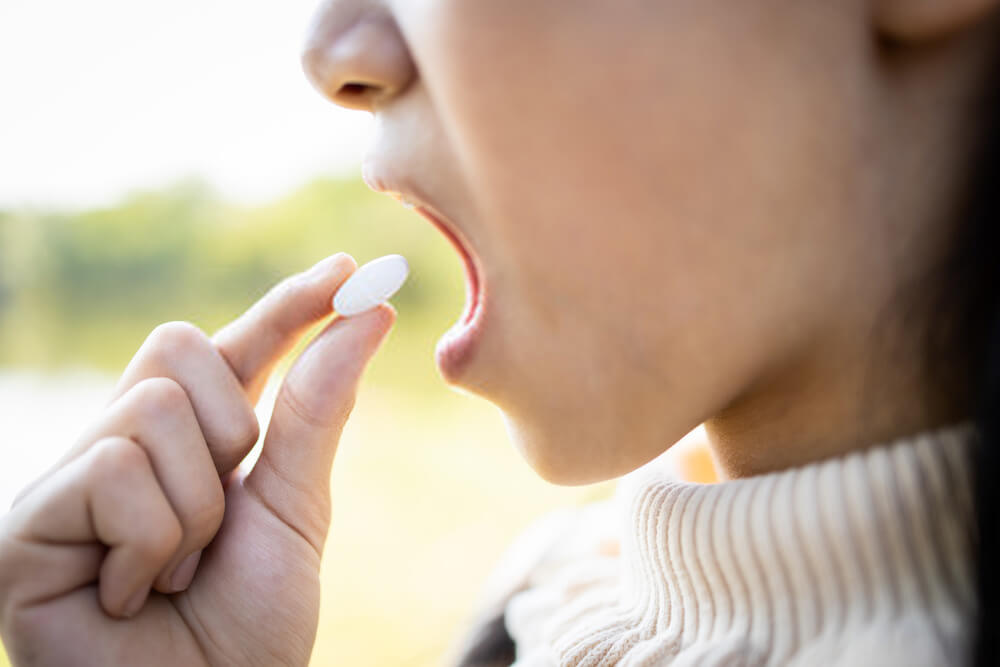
left=414, top=205, right=480, bottom=326
left=365, top=171, right=489, bottom=379
left=384, top=191, right=484, bottom=329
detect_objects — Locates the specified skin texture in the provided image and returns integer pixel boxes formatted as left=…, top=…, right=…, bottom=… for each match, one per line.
left=2, top=1, right=1000, bottom=665
left=304, top=0, right=1000, bottom=482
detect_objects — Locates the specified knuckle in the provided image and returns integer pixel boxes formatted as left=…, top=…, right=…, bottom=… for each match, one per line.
left=219, top=406, right=261, bottom=454
left=130, top=377, right=191, bottom=422
left=239, top=411, right=262, bottom=448
left=291, top=382, right=355, bottom=430
left=183, top=486, right=225, bottom=542
left=146, top=321, right=210, bottom=360
left=279, top=383, right=338, bottom=429
left=268, top=272, right=326, bottom=322
left=90, top=437, right=150, bottom=483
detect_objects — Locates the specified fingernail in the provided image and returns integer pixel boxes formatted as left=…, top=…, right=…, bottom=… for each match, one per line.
left=169, top=550, right=203, bottom=592
left=123, top=587, right=149, bottom=618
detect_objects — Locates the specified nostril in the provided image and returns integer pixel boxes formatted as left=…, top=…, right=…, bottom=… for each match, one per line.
left=340, top=83, right=369, bottom=96
left=301, top=10, right=415, bottom=112
left=335, top=81, right=386, bottom=110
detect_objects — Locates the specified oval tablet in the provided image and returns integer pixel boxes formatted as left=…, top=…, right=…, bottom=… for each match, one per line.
left=333, top=254, right=410, bottom=316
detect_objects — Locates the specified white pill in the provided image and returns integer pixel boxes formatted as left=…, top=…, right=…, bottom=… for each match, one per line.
left=333, top=254, right=410, bottom=316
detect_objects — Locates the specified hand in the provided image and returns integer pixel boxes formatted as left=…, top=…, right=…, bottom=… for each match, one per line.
left=0, top=253, right=396, bottom=666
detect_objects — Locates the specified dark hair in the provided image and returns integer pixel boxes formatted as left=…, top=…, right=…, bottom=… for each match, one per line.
left=950, top=38, right=1000, bottom=667
left=893, top=27, right=1000, bottom=666
left=453, top=613, right=516, bottom=667
left=866, top=27, right=1000, bottom=663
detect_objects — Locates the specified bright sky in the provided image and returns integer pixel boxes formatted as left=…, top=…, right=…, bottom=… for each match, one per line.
left=0, top=0, right=372, bottom=210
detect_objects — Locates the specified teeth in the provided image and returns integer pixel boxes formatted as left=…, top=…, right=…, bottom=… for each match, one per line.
left=390, top=192, right=417, bottom=210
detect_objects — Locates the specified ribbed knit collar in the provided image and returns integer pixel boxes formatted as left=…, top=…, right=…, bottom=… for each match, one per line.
left=510, top=421, right=979, bottom=666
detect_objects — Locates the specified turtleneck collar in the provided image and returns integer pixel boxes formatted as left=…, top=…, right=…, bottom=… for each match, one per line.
left=507, top=421, right=979, bottom=666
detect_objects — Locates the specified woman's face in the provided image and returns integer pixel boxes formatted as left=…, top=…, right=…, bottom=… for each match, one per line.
left=303, top=1, right=997, bottom=483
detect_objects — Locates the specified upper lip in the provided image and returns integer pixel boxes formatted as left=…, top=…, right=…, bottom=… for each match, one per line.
left=360, top=162, right=473, bottom=252
left=362, top=162, right=434, bottom=213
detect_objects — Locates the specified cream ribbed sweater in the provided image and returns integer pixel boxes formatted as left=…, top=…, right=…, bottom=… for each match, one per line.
left=499, top=422, right=978, bottom=666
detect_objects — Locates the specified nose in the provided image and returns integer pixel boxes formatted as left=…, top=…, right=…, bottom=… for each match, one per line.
left=301, top=3, right=416, bottom=112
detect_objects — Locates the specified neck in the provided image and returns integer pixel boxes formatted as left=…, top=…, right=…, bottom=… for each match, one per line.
left=704, top=322, right=971, bottom=479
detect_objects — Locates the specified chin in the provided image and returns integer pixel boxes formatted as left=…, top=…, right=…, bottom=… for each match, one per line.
left=500, top=411, right=614, bottom=487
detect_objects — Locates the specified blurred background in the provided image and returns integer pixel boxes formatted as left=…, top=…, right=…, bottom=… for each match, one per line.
left=0, top=1, right=713, bottom=664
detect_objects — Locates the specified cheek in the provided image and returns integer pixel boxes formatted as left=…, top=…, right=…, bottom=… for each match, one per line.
left=428, top=0, right=871, bottom=330
left=416, top=0, right=878, bottom=479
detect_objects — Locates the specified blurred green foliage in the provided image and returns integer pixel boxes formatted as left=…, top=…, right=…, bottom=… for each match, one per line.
left=0, top=177, right=467, bottom=399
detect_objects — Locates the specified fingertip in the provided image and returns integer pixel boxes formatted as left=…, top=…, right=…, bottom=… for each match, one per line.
left=310, top=252, right=357, bottom=279
left=364, top=305, right=398, bottom=361
left=305, top=253, right=359, bottom=307
left=214, top=252, right=363, bottom=390
left=333, top=301, right=397, bottom=330
left=101, top=580, right=148, bottom=620
left=333, top=252, right=358, bottom=274
left=357, top=303, right=398, bottom=343
left=374, top=302, right=398, bottom=327
left=121, top=587, right=149, bottom=619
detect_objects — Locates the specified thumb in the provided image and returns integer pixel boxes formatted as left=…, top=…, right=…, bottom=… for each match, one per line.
left=242, top=303, right=396, bottom=554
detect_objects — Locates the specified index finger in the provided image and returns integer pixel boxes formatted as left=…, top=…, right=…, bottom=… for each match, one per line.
left=212, top=252, right=358, bottom=402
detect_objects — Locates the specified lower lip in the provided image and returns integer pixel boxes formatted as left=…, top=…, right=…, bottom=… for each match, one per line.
left=415, top=207, right=487, bottom=382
